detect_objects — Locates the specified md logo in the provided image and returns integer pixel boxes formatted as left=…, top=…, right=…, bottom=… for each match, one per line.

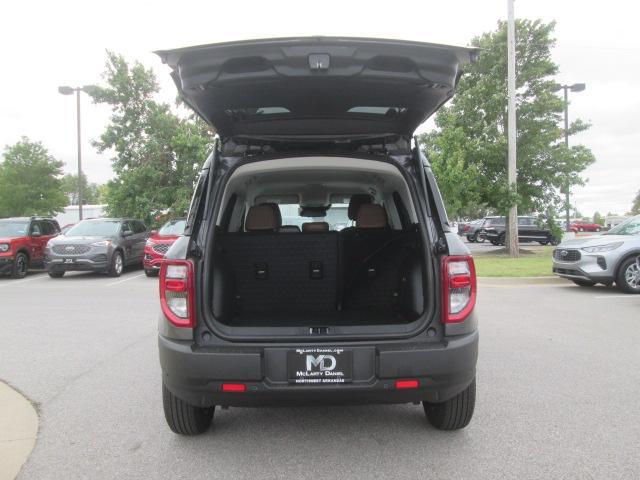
left=306, top=354, right=336, bottom=371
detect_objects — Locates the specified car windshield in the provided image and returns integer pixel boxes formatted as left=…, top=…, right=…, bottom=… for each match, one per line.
left=65, top=220, right=120, bottom=237
left=603, top=217, right=640, bottom=235
left=159, top=219, right=186, bottom=236
left=0, top=221, right=28, bottom=237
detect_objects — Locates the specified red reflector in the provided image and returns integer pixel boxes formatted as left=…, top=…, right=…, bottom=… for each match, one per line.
left=450, top=274, right=471, bottom=289
left=395, top=379, right=419, bottom=390
left=165, top=279, right=186, bottom=292
left=221, top=383, right=246, bottom=392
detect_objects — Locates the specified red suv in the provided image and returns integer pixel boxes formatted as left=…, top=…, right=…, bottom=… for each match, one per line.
left=143, top=218, right=186, bottom=277
left=570, top=221, right=603, bottom=233
left=0, top=217, right=61, bottom=278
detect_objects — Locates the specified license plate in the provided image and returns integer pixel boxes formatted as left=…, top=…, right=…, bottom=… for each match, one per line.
left=63, top=258, right=75, bottom=264
left=287, top=348, right=352, bottom=384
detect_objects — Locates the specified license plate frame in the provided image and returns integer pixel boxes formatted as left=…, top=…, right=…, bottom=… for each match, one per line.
left=63, top=258, right=76, bottom=264
left=287, top=347, right=353, bottom=385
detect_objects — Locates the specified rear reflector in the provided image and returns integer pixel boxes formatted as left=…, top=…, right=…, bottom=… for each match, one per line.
left=395, top=379, right=419, bottom=390
left=221, top=383, right=246, bottom=392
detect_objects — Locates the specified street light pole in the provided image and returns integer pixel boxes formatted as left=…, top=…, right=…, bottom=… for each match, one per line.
left=58, top=85, right=97, bottom=222
left=506, top=0, right=519, bottom=257
left=75, top=88, right=83, bottom=221
left=553, top=82, right=586, bottom=232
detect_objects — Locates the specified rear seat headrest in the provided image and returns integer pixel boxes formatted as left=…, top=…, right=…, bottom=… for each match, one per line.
left=302, top=222, right=329, bottom=232
left=348, top=194, right=373, bottom=221
left=356, top=204, right=388, bottom=229
left=245, top=203, right=282, bottom=232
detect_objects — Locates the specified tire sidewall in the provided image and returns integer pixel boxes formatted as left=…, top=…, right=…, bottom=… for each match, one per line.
left=109, top=251, right=124, bottom=277
left=12, top=252, right=28, bottom=279
left=617, top=257, right=640, bottom=294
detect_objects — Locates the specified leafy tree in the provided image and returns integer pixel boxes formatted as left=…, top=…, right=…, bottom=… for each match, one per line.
left=89, top=51, right=213, bottom=226
left=61, top=173, right=102, bottom=205
left=420, top=20, right=596, bottom=220
left=0, top=137, right=67, bottom=217
left=593, top=211, right=604, bottom=225
left=631, top=190, right=640, bottom=215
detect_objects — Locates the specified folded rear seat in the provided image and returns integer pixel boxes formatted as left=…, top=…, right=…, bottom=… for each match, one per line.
left=218, top=204, right=338, bottom=314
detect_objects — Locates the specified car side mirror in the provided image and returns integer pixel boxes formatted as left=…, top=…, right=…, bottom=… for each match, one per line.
left=122, top=230, right=133, bottom=237
left=31, top=231, right=42, bottom=238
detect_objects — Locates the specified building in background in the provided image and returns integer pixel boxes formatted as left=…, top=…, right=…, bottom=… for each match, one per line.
left=55, top=204, right=107, bottom=228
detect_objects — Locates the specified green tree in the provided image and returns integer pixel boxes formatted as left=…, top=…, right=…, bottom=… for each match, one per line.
left=420, top=20, right=596, bottom=219
left=0, top=137, right=67, bottom=217
left=89, top=51, right=212, bottom=226
left=593, top=211, right=604, bottom=225
left=631, top=190, right=640, bottom=215
left=61, top=173, right=102, bottom=205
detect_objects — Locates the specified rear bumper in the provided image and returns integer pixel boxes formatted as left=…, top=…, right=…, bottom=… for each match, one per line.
left=159, top=330, right=479, bottom=407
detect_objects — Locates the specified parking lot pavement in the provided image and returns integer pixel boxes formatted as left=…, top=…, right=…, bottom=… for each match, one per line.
left=1, top=270, right=639, bottom=479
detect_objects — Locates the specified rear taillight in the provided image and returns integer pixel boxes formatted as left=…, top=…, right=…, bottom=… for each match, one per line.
left=159, top=260, right=195, bottom=328
left=442, top=255, right=476, bottom=323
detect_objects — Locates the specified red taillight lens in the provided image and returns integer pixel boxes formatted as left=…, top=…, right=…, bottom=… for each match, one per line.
left=442, top=256, right=476, bottom=323
left=395, top=379, right=419, bottom=389
left=159, top=260, right=195, bottom=328
left=221, top=383, right=246, bottom=392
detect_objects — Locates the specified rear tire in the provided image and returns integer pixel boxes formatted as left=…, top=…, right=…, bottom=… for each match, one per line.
left=424, top=379, right=476, bottom=430
left=108, top=251, right=124, bottom=277
left=616, top=256, right=640, bottom=294
left=572, top=279, right=596, bottom=287
left=11, top=252, right=28, bottom=279
left=144, top=269, right=158, bottom=277
left=162, top=384, right=214, bottom=435
left=48, top=270, right=65, bottom=278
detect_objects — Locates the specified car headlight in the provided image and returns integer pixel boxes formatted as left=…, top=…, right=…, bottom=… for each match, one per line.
left=581, top=242, right=623, bottom=253
left=90, top=240, right=112, bottom=247
left=146, top=240, right=155, bottom=247
left=0, top=243, right=9, bottom=252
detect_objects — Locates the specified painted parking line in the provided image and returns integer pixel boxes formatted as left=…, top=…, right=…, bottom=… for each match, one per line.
left=0, top=273, right=48, bottom=287
left=105, top=273, right=146, bottom=287
left=594, top=295, right=640, bottom=299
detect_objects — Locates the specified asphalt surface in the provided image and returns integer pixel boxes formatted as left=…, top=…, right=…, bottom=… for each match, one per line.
left=1, top=268, right=639, bottom=479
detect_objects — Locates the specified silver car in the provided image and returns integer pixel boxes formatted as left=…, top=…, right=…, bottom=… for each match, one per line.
left=552, top=215, right=640, bottom=293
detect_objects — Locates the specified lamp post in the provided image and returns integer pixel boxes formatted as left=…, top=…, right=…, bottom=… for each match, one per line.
left=552, top=82, right=586, bottom=232
left=58, top=85, right=96, bottom=221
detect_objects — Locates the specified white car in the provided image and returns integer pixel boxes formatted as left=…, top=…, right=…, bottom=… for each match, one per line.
left=552, top=215, right=640, bottom=293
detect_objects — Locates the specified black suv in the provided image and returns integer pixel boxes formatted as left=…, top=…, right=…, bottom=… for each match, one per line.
left=156, top=37, right=479, bottom=435
left=481, top=216, right=558, bottom=246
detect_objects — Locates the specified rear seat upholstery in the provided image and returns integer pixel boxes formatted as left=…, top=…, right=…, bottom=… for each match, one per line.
left=214, top=202, right=423, bottom=320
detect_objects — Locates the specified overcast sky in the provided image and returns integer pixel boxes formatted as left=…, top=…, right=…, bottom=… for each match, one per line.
left=1, top=0, right=638, bottom=217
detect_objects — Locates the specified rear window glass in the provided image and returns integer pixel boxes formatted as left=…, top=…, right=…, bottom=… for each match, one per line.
left=279, top=204, right=352, bottom=231
left=484, top=217, right=505, bottom=226
left=225, top=107, right=291, bottom=118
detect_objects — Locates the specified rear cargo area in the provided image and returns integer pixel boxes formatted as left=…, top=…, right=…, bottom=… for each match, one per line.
left=211, top=228, right=425, bottom=327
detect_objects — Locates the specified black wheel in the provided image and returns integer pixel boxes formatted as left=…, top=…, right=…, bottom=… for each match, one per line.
left=538, top=240, right=549, bottom=246
left=595, top=227, right=601, bottom=232
left=162, top=383, right=214, bottom=435
left=11, top=252, right=28, bottom=279
left=108, top=251, right=124, bottom=277
left=48, top=270, right=65, bottom=278
left=498, top=234, right=506, bottom=246
left=572, top=279, right=596, bottom=287
left=616, top=256, right=640, bottom=294
left=144, top=269, right=158, bottom=277
left=466, top=235, right=475, bottom=243
left=424, top=378, right=475, bottom=430
left=549, top=236, right=559, bottom=246
left=490, top=240, right=500, bottom=246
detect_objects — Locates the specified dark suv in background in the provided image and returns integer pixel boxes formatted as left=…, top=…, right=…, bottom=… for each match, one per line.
left=155, top=37, right=479, bottom=435
left=0, top=216, right=60, bottom=278
left=45, top=218, right=149, bottom=277
left=481, top=216, right=557, bottom=245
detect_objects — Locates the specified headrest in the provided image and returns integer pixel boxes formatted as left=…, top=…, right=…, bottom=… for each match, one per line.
left=302, top=222, right=329, bottom=232
left=245, top=203, right=282, bottom=232
left=356, top=204, right=388, bottom=229
left=348, top=194, right=373, bottom=220
left=279, top=225, right=301, bottom=233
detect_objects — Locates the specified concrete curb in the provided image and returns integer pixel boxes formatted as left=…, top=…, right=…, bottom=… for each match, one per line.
left=0, top=382, right=38, bottom=480
left=478, top=276, right=564, bottom=285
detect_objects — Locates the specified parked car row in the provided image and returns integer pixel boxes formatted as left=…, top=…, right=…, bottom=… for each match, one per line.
left=0, top=216, right=185, bottom=279
left=457, top=216, right=559, bottom=246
